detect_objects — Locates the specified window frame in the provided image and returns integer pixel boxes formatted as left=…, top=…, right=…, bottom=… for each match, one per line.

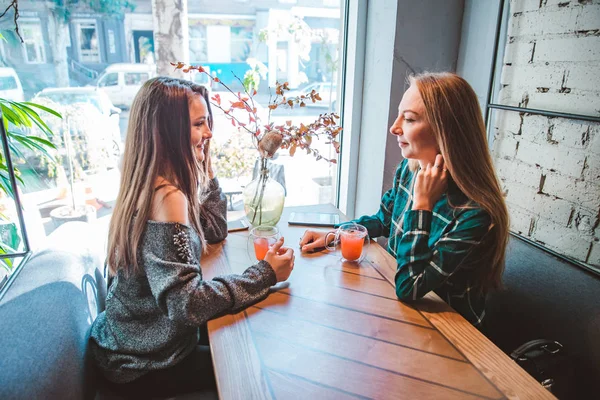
left=74, top=19, right=101, bottom=63
left=20, top=20, right=47, bottom=64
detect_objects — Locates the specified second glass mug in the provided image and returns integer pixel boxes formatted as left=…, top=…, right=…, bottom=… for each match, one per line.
left=247, top=225, right=281, bottom=262
left=325, top=223, right=369, bottom=263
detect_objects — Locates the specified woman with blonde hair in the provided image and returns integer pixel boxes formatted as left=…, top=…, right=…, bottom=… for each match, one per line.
left=301, top=72, right=509, bottom=327
left=90, top=77, right=294, bottom=397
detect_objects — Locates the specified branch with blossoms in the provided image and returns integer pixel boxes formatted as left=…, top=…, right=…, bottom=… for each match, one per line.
left=170, top=62, right=341, bottom=164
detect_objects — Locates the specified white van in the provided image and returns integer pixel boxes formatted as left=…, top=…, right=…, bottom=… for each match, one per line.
left=0, top=67, right=24, bottom=102
left=96, top=63, right=156, bottom=108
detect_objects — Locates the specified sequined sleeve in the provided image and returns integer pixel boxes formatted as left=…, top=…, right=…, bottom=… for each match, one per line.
left=199, top=178, right=228, bottom=244
left=142, top=221, right=276, bottom=326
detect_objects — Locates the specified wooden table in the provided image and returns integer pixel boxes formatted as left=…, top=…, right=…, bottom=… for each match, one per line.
left=202, top=205, right=554, bottom=400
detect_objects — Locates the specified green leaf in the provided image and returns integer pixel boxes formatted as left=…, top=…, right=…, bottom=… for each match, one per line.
left=18, top=134, right=56, bottom=149
left=0, top=103, right=28, bottom=128
left=10, top=134, right=56, bottom=160
left=3, top=101, right=33, bottom=128
left=5, top=101, right=54, bottom=137
left=23, top=102, right=62, bottom=119
left=13, top=102, right=54, bottom=136
left=0, top=243, right=17, bottom=271
left=0, top=173, right=15, bottom=198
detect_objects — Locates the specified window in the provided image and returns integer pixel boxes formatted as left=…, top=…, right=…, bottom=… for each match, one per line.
left=76, top=21, right=100, bottom=63
left=189, top=18, right=255, bottom=64
left=231, top=26, right=253, bottom=63
left=99, top=73, right=118, bottom=87
left=21, top=22, right=46, bottom=64
left=0, top=0, right=346, bottom=274
left=124, top=73, right=149, bottom=86
left=189, top=25, right=208, bottom=63
left=0, top=76, right=18, bottom=90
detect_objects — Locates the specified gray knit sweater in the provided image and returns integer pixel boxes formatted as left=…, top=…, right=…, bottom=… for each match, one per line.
left=89, top=178, right=277, bottom=383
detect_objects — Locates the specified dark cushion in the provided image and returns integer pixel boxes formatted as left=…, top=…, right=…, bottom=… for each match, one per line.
left=0, top=222, right=107, bottom=400
left=485, top=235, right=600, bottom=399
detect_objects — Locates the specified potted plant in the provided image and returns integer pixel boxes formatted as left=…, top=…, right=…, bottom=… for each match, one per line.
left=172, top=62, right=342, bottom=226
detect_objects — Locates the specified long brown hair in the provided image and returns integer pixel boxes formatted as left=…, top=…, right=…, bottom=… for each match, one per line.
left=410, top=72, right=509, bottom=292
left=107, top=77, right=213, bottom=276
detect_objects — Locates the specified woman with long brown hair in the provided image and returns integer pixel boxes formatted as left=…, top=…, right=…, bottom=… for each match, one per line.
left=89, top=77, right=294, bottom=397
left=301, top=72, right=509, bottom=327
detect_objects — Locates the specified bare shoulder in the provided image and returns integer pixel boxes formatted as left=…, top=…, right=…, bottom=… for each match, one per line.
left=151, top=179, right=189, bottom=224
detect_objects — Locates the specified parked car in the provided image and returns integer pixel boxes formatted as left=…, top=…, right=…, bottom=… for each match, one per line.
left=96, top=63, right=156, bottom=108
left=31, top=87, right=122, bottom=173
left=287, top=81, right=337, bottom=109
left=0, top=67, right=24, bottom=102
left=33, top=86, right=121, bottom=144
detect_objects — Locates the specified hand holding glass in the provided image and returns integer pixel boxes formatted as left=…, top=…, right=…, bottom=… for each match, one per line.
left=248, top=226, right=281, bottom=262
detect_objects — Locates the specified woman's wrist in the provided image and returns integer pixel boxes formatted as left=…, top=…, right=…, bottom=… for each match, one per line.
left=411, top=201, right=433, bottom=211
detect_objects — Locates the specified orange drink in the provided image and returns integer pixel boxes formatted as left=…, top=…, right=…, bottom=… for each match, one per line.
left=253, top=237, right=271, bottom=261
left=248, top=226, right=280, bottom=262
left=340, top=231, right=365, bottom=261
left=325, top=223, right=369, bottom=263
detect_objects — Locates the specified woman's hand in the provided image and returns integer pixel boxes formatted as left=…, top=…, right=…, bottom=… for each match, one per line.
left=412, top=154, right=448, bottom=211
left=263, top=237, right=295, bottom=282
left=203, top=140, right=215, bottom=180
left=299, top=230, right=332, bottom=253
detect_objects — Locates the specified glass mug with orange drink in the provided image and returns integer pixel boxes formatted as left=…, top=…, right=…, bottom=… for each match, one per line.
left=247, top=226, right=281, bottom=262
left=325, top=223, right=369, bottom=263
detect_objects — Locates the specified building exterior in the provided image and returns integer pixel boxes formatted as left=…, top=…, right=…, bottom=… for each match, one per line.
left=0, top=0, right=340, bottom=98
left=0, top=0, right=128, bottom=97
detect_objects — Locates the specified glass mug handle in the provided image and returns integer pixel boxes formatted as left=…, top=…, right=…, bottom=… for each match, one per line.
left=324, top=230, right=338, bottom=251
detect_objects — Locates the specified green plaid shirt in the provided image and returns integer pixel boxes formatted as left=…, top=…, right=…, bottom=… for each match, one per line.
left=351, top=159, right=492, bottom=326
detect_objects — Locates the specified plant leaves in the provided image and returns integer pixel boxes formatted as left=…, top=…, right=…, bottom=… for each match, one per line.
left=22, top=102, right=62, bottom=118
left=9, top=102, right=54, bottom=136
left=211, top=93, right=222, bottom=105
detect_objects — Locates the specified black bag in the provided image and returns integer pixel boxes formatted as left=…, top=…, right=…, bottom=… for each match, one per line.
left=510, top=339, right=574, bottom=399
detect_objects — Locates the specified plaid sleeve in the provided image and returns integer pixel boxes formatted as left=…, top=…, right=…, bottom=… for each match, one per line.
left=394, top=208, right=492, bottom=300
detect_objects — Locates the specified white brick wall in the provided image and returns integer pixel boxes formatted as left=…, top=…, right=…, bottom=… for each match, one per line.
left=535, top=36, right=600, bottom=63
left=542, top=172, right=599, bottom=210
left=493, top=1, right=600, bottom=267
left=515, top=140, right=587, bottom=178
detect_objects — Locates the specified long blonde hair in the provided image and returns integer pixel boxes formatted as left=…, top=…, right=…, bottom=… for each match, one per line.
left=410, top=72, right=509, bottom=292
left=107, top=77, right=213, bottom=276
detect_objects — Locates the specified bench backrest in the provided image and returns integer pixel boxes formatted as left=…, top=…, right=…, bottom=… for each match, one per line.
left=0, top=222, right=107, bottom=399
left=485, top=236, right=600, bottom=398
